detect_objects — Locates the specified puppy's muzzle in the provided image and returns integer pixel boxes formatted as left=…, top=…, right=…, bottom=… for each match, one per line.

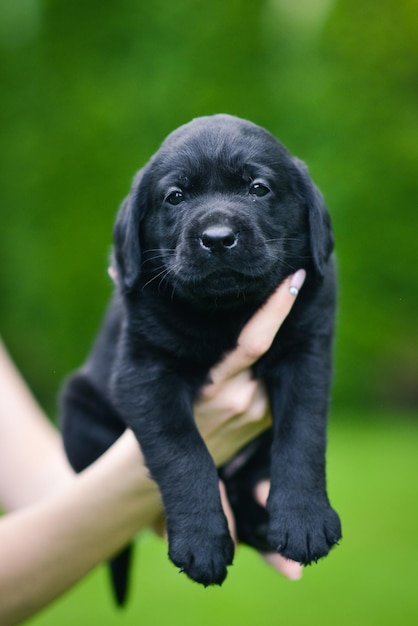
left=199, top=225, right=238, bottom=256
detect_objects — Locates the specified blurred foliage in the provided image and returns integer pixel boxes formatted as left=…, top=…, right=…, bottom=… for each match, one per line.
left=0, top=0, right=417, bottom=416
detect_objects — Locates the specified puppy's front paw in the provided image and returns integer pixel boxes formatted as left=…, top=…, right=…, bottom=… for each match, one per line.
left=168, top=513, right=234, bottom=586
left=268, top=497, right=342, bottom=565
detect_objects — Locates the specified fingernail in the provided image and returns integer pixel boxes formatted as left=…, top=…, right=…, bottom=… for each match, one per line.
left=289, top=269, right=306, bottom=296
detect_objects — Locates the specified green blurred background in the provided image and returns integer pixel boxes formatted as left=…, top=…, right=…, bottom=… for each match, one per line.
left=0, top=0, right=417, bottom=624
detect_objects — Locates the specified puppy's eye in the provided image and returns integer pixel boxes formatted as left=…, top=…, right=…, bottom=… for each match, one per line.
left=165, top=190, right=184, bottom=206
left=249, top=182, right=270, bottom=197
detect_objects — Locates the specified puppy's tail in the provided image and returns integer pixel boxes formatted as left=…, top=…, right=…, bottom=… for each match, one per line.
left=109, top=544, right=134, bottom=607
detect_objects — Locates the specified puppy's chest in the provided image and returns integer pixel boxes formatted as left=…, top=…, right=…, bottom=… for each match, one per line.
left=164, top=319, right=242, bottom=369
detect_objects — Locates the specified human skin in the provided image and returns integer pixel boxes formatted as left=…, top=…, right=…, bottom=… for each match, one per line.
left=0, top=270, right=304, bottom=625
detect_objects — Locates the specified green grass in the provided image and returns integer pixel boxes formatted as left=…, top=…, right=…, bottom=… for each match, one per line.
left=27, top=412, right=418, bottom=626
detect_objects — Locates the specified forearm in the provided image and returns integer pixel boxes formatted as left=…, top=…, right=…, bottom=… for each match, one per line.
left=0, top=430, right=162, bottom=626
left=0, top=338, right=74, bottom=509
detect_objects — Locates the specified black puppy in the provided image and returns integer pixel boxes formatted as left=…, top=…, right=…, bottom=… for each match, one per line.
left=61, top=114, right=341, bottom=603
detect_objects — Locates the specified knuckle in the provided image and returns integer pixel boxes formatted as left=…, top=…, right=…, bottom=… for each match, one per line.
left=199, top=384, right=216, bottom=402
left=247, top=401, right=268, bottom=423
left=240, top=337, right=273, bottom=362
left=227, top=395, right=251, bottom=416
left=226, top=383, right=261, bottom=417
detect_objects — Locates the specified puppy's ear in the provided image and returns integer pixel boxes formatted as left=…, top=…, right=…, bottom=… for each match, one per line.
left=293, top=158, right=334, bottom=277
left=113, top=167, right=150, bottom=292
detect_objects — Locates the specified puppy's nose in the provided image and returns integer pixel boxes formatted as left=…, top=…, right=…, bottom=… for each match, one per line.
left=199, top=225, right=238, bottom=255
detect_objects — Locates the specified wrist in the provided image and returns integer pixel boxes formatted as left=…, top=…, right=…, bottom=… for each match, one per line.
left=96, top=430, right=162, bottom=526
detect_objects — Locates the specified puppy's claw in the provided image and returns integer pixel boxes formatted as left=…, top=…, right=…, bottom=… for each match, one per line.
left=268, top=501, right=342, bottom=566
left=169, top=524, right=234, bottom=587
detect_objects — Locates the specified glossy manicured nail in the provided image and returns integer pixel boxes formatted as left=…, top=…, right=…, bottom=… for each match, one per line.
left=289, top=269, right=306, bottom=296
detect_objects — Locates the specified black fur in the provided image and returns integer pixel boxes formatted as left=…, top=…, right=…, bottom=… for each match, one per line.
left=61, top=114, right=341, bottom=603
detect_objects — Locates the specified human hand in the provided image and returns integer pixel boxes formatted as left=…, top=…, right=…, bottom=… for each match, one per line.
left=194, top=269, right=306, bottom=466
left=196, top=270, right=306, bottom=581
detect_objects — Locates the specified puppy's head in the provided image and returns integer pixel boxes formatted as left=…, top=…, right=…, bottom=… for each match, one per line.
left=114, top=114, right=333, bottom=307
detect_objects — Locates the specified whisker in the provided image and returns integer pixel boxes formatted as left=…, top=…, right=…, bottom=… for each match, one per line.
left=142, top=254, right=169, bottom=265
left=143, top=248, right=177, bottom=253
left=142, top=249, right=176, bottom=266
left=263, top=237, right=302, bottom=244
left=142, top=267, right=173, bottom=290
left=277, top=258, right=298, bottom=272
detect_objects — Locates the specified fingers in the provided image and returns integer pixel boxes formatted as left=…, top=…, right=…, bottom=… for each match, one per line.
left=254, top=480, right=303, bottom=580
left=220, top=478, right=302, bottom=580
left=195, top=370, right=272, bottom=467
left=196, top=270, right=305, bottom=463
left=253, top=479, right=270, bottom=506
left=209, top=270, right=306, bottom=386
left=262, top=552, right=303, bottom=580
left=219, top=481, right=237, bottom=544
left=198, top=369, right=267, bottom=423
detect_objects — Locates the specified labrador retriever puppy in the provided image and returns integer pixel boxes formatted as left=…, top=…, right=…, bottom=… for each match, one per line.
left=61, top=114, right=341, bottom=603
